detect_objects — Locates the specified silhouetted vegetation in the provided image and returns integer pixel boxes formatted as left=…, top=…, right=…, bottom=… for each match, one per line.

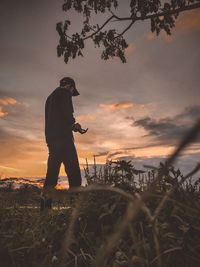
left=0, top=161, right=200, bottom=266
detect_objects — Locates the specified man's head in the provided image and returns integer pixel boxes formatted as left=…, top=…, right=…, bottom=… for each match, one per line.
left=59, top=77, right=80, bottom=96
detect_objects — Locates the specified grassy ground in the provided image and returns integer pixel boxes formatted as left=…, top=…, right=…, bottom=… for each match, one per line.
left=0, top=175, right=200, bottom=267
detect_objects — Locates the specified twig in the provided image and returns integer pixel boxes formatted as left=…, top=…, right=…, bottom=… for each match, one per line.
left=83, top=15, right=115, bottom=41
left=61, top=197, right=82, bottom=265
left=153, top=219, right=161, bottom=267
left=166, top=120, right=200, bottom=167
left=182, top=162, right=200, bottom=183
left=135, top=193, right=153, bottom=221
left=150, top=246, right=182, bottom=265
left=116, top=19, right=135, bottom=38
left=10, top=245, right=35, bottom=252
left=93, top=200, right=143, bottom=267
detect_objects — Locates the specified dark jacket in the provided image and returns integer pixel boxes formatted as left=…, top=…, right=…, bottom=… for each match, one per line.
left=45, top=87, right=75, bottom=143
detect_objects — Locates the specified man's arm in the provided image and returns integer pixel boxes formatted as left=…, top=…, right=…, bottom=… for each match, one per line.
left=59, top=88, right=76, bottom=126
left=59, top=88, right=88, bottom=134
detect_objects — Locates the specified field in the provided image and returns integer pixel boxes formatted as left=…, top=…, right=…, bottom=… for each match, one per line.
left=0, top=158, right=200, bottom=267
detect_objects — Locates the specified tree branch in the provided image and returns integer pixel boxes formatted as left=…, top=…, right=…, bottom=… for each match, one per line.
left=113, top=3, right=200, bottom=22
left=117, top=19, right=135, bottom=38
left=83, top=15, right=115, bottom=41
left=81, top=3, right=200, bottom=41
left=58, top=1, right=200, bottom=63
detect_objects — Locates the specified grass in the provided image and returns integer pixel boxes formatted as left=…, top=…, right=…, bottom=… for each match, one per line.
left=0, top=167, right=200, bottom=267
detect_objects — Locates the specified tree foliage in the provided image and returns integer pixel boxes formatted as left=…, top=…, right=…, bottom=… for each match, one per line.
left=56, top=0, right=200, bottom=63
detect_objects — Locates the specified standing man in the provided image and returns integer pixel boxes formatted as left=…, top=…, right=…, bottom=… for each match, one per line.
left=41, top=77, right=87, bottom=211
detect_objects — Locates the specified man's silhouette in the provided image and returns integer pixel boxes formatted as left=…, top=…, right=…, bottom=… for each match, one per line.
left=41, top=77, right=85, bottom=210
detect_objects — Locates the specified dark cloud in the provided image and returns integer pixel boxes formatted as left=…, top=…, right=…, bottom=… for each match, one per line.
left=176, top=105, right=200, bottom=121
left=133, top=105, right=200, bottom=144
left=95, top=151, right=109, bottom=157
left=125, top=116, right=134, bottom=120
left=134, top=117, right=186, bottom=140
left=107, top=151, right=125, bottom=159
left=95, top=143, right=168, bottom=160
left=115, top=155, right=135, bottom=162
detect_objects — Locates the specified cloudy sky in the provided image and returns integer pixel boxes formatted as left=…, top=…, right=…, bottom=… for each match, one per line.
left=0, top=0, right=200, bottom=179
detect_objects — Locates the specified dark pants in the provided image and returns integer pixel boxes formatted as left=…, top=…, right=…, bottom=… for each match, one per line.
left=43, top=136, right=82, bottom=189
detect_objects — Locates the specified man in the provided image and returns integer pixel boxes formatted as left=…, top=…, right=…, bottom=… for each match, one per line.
left=41, top=77, right=87, bottom=211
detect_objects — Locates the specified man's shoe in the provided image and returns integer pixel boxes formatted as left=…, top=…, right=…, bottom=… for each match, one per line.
left=40, top=195, right=52, bottom=211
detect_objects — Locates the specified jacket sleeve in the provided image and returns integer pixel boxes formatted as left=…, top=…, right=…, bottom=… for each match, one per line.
left=59, top=89, right=75, bottom=126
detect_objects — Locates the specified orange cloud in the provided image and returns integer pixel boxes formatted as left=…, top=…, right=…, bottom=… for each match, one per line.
left=0, top=96, right=30, bottom=118
left=125, top=43, right=136, bottom=55
left=0, top=97, right=17, bottom=105
left=76, top=114, right=96, bottom=121
left=0, top=97, right=18, bottom=117
left=0, top=106, right=8, bottom=117
left=100, top=102, right=133, bottom=110
left=145, top=31, right=155, bottom=41
left=177, top=9, right=200, bottom=34
left=161, top=31, right=173, bottom=42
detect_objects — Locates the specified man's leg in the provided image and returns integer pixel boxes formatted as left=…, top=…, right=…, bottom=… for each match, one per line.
left=44, top=151, right=62, bottom=188
left=41, top=147, right=62, bottom=211
left=63, top=140, right=82, bottom=188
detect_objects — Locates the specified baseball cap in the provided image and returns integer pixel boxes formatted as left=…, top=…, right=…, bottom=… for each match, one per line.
left=59, top=77, right=80, bottom=96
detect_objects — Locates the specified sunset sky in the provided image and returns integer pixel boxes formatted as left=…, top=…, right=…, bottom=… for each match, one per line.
left=0, top=0, right=200, bottom=179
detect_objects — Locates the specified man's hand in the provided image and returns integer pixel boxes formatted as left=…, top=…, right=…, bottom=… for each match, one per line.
left=72, top=123, right=81, bottom=132
left=72, top=123, right=88, bottom=134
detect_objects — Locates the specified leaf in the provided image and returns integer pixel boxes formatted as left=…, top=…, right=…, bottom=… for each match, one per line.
left=56, top=22, right=63, bottom=36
